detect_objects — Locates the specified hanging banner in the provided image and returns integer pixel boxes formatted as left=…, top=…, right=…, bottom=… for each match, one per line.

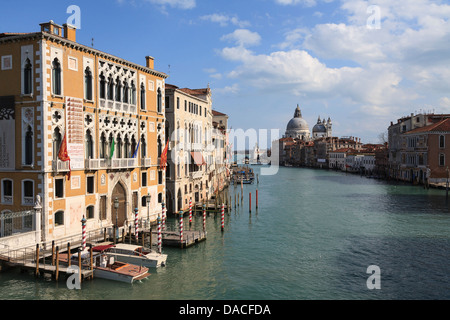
left=65, top=97, right=84, bottom=170
left=0, top=96, right=15, bottom=169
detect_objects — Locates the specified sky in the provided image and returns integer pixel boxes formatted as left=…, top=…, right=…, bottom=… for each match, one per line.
left=1, top=0, right=450, bottom=145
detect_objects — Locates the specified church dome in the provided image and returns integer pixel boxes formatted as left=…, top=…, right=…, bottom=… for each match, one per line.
left=313, top=117, right=326, bottom=133
left=287, top=117, right=309, bottom=131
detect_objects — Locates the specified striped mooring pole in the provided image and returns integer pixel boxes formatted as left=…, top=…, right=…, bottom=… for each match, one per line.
left=189, top=198, right=193, bottom=226
left=179, top=211, right=184, bottom=248
left=157, top=216, right=162, bottom=254
left=162, top=203, right=166, bottom=231
left=203, top=204, right=206, bottom=232
left=221, top=203, right=225, bottom=232
left=134, top=207, right=139, bottom=244
left=81, top=215, right=87, bottom=251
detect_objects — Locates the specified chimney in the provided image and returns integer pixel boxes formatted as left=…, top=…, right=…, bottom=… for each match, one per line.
left=63, top=23, right=77, bottom=42
left=145, top=56, right=154, bottom=69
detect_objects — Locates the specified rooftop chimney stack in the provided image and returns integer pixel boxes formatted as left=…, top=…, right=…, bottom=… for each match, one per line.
left=146, top=56, right=154, bottom=69
left=63, top=24, right=77, bottom=42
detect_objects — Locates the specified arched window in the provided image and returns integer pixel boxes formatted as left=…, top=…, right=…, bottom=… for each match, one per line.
left=140, top=83, right=146, bottom=110
left=131, top=136, right=137, bottom=158
left=85, top=130, right=94, bottom=159
left=55, top=211, right=64, bottom=226
left=440, top=135, right=445, bottom=149
left=25, top=126, right=33, bottom=165
left=107, top=76, right=114, bottom=100
left=85, top=68, right=93, bottom=100
left=117, top=134, right=123, bottom=159
left=22, top=180, right=34, bottom=206
left=52, top=58, right=61, bottom=95
left=141, top=134, right=147, bottom=158
left=157, top=88, right=162, bottom=113
left=157, top=136, right=162, bottom=158
left=100, top=132, right=107, bottom=159
left=108, top=133, right=115, bottom=159
left=131, top=81, right=136, bottom=105
left=1, top=179, right=13, bottom=204
left=115, top=77, right=122, bottom=102
left=52, top=127, right=62, bottom=161
left=123, top=81, right=129, bottom=104
left=24, top=58, right=32, bottom=95
left=124, top=135, right=130, bottom=158
left=99, top=73, right=106, bottom=99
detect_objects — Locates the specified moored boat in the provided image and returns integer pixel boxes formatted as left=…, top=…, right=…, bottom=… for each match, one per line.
left=103, top=243, right=167, bottom=268
left=68, top=246, right=150, bottom=284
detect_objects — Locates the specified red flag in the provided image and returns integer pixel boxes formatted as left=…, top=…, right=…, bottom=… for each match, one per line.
left=160, top=139, right=169, bottom=171
left=58, top=132, right=71, bottom=180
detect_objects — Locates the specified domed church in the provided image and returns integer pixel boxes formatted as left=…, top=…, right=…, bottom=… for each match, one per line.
left=284, top=105, right=332, bottom=141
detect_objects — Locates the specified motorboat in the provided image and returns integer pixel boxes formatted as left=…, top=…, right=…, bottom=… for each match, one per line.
left=103, top=243, right=167, bottom=268
left=68, top=246, right=150, bottom=284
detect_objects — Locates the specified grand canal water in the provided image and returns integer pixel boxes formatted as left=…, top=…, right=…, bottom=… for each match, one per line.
left=1, top=166, right=450, bottom=300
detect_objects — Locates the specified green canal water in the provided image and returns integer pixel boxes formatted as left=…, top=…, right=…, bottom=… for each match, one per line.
left=1, top=166, right=450, bottom=300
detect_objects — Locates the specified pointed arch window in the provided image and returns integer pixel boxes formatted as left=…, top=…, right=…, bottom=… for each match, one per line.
left=99, top=73, right=106, bottom=99
left=131, top=81, right=136, bottom=105
left=85, top=130, right=94, bottom=159
left=100, top=132, right=107, bottom=159
left=52, top=58, right=62, bottom=95
left=52, top=127, right=62, bottom=161
left=107, top=76, right=114, bottom=100
left=84, top=68, right=93, bottom=100
left=117, top=134, right=123, bottom=159
left=24, top=58, right=32, bottom=95
left=141, top=134, right=147, bottom=158
left=140, top=83, right=146, bottom=110
left=115, top=77, right=122, bottom=102
left=25, top=126, right=33, bottom=165
left=124, top=135, right=130, bottom=158
left=123, top=81, right=129, bottom=104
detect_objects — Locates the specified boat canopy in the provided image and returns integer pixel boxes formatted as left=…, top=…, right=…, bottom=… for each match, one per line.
left=93, top=245, right=115, bottom=252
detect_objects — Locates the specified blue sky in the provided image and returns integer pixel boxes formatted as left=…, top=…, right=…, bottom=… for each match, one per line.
left=2, top=0, right=450, bottom=145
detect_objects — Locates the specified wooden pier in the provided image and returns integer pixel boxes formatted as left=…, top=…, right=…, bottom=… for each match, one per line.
left=159, top=230, right=207, bottom=248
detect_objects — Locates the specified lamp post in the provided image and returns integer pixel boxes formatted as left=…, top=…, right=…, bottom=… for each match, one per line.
left=146, top=193, right=151, bottom=229
left=114, top=197, right=119, bottom=244
left=146, top=193, right=152, bottom=249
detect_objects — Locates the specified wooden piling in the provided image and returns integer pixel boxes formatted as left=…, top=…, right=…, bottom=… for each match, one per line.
left=129, top=225, right=132, bottom=244
left=67, top=242, right=71, bottom=267
left=256, top=189, right=258, bottom=209
left=55, top=246, right=60, bottom=281
left=104, top=228, right=107, bottom=242
left=51, top=241, right=55, bottom=266
left=249, top=192, right=252, bottom=213
left=122, top=228, right=125, bottom=243
left=35, top=244, right=39, bottom=277
left=89, top=245, right=94, bottom=280
left=78, top=248, right=82, bottom=283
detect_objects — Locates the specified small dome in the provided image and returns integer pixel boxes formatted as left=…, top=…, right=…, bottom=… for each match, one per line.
left=313, top=123, right=327, bottom=133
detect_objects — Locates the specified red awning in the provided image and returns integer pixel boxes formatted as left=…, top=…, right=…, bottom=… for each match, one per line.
left=93, top=245, right=115, bottom=252
left=191, top=152, right=206, bottom=166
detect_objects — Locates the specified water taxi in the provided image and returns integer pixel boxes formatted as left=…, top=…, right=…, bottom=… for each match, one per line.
left=103, top=243, right=167, bottom=268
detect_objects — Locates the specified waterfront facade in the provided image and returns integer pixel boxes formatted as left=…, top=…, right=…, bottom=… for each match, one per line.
left=388, top=113, right=450, bottom=184
left=164, top=84, right=213, bottom=214
left=0, top=21, right=167, bottom=245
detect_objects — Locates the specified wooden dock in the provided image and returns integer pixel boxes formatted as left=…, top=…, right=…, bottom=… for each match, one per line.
left=159, top=230, right=207, bottom=248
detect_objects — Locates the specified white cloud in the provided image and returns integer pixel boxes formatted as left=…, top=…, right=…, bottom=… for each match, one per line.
left=221, top=29, right=262, bottom=47
left=147, top=0, right=196, bottom=9
left=275, top=0, right=317, bottom=7
left=213, top=83, right=240, bottom=95
left=201, top=13, right=251, bottom=28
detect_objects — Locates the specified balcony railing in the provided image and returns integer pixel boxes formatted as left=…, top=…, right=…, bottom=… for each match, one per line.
left=111, top=158, right=138, bottom=169
left=190, top=171, right=203, bottom=180
left=52, top=160, right=70, bottom=172
left=100, top=99, right=137, bottom=114
left=85, top=159, right=108, bottom=170
left=141, top=158, right=152, bottom=167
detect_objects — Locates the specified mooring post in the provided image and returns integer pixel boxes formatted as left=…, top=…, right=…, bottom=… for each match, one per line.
left=78, top=248, right=82, bottom=284
left=51, top=240, right=55, bottom=266
left=35, top=244, right=39, bottom=277
left=203, top=204, right=206, bottom=233
left=221, top=203, right=225, bottom=232
left=179, top=211, right=184, bottom=249
left=55, top=246, right=59, bottom=282
left=129, top=225, right=132, bottom=244
left=256, top=189, right=258, bottom=209
left=67, top=242, right=71, bottom=267
left=249, top=192, right=252, bottom=213
left=103, top=227, right=107, bottom=242
left=89, top=244, right=94, bottom=280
